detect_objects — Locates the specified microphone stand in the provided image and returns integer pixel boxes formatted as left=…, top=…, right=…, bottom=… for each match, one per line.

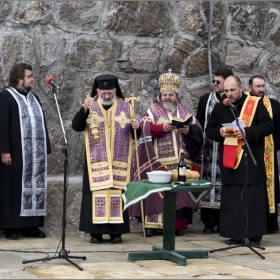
left=209, top=106, right=265, bottom=259
left=22, top=86, right=86, bottom=270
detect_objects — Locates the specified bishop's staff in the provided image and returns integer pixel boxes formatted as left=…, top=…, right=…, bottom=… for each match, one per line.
left=125, top=93, right=146, bottom=242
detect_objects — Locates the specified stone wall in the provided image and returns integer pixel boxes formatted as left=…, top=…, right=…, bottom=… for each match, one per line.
left=45, top=176, right=82, bottom=236
left=45, top=174, right=279, bottom=236
left=45, top=174, right=205, bottom=236
left=0, top=1, right=279, bottom=235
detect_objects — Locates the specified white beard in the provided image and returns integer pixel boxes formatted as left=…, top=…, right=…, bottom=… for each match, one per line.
left=163, top=102, right=177, bottom=112
left=98, top=94, right=116, bottom=106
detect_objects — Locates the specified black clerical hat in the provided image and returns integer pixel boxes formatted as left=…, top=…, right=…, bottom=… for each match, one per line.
left=91, top=74, right=124, bottom=99
left=96, top=74, right=117, bottom=90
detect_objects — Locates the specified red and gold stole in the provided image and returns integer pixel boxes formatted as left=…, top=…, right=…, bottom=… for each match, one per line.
left=223, top=96, right=260, bottom=169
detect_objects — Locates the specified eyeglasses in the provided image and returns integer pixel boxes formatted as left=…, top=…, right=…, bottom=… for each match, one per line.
left=212, top=80, right=221, bottom=85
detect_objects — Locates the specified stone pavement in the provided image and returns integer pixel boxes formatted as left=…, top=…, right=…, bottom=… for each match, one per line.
left=1, top=224, right=280, bottom=279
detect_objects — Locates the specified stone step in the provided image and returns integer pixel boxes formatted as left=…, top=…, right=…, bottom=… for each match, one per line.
left=45, top=175, right=279, bottom=236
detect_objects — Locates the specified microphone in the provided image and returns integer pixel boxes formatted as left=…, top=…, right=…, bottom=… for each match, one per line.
left=223, top=98, right=235, bottom=108
left=45, top=76, right=60, bottom=89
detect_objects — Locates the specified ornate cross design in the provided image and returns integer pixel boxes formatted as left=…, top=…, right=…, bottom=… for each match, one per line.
left=125, top=93, right=140, bottom=119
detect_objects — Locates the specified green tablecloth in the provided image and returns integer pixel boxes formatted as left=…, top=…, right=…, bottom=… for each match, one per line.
left=122, top=179, right=212, bottom=210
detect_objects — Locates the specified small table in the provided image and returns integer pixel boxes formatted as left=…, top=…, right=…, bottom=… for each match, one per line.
left=124, top=180, right=212, bottom=266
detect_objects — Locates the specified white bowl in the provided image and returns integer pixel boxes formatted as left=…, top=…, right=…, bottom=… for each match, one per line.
left=146, top=170, right=172, bottom=184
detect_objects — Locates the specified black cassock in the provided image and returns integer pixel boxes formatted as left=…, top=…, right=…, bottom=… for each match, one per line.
left=0, top=89, right=51, bottom=230
left=206, top=92, right=273, bottom=239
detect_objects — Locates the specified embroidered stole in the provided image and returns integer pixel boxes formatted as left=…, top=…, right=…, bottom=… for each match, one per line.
left=145, top=213, right=164, bottom=229
left=223, top=96, right=260, bottom=169
left=262, top=96, right=275, bottom=213
left=7, top=88, right=48, bottom=217
left=85, top=97, right=133, bottom=223
left=199, top=92, right=222, bottom=208
left=146, top=98, right=195, bottom=169
left=141, top=99, right=199, bottom=228
left=130, top=117, right=163, bottom=181
left=92, top=189, right=123, bottom=224
left=243, top=92, right=275, bottom=213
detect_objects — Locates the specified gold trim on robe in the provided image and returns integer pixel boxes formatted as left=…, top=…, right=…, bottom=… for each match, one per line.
left=262, top=95, right=275, bottom=213
left=85, top=98, right=133, bottom=191
left=92, top=189, right=123, bottom=223
left=85, top=97, right=133, bottom=224
left=145, top=213, right=164, bottom=229
left=146, top=105, right=196, bottom=169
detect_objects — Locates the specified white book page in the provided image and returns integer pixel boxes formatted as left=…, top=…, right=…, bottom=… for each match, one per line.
left=222, top=117, right=245, bottom=130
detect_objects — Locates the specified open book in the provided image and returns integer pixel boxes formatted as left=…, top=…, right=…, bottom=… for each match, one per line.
left=171, top=116, right=193, bottom=129
left=222, top=117, right=245, bottom=133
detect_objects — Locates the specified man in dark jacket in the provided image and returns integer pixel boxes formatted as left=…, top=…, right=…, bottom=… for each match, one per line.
left=206, top=75, right=273, bottom=246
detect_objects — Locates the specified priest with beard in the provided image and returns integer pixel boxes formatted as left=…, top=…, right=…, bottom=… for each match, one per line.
left=129, top=69, right=204, bottom=237
left=72, top=74, right=140, bottom=244
left=206, top=75, right=273, bottom=246
left=247, top=75, right=280, bottom=234
left=0, top=63, right=51, bottom=240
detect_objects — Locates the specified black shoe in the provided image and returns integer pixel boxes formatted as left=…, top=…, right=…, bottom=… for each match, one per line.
left=5, top=229, right=19, bottom=240
left=225, top=239, right=242, bottom=245
left=90, top=236, right=103, bottom=244
left=22, top=228, right=46, bottom=238
left=110, top=236, right=122, bottom=244
left=90, top=234, right=103, bottom=244
left=175, top=230, right=184, bottom=236
left=145, top=228, right=154, bottom=237
left=203, top=227, right=214, bottom=234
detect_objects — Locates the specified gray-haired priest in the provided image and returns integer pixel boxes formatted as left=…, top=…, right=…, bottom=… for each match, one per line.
left=72, top=74, right=140, bottom=244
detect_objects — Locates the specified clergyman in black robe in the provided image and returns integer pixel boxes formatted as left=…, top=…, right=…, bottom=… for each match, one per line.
left=0, top=63, right=51, bottom=240
left=206, top=75, right=273, bottom=246
left=247, top=74, right=280, bottom=233
left=72, top=74, right=140, bottom=244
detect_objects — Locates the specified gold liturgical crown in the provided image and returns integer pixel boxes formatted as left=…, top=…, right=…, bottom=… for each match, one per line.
left=158, top=69, right=181, bottom=93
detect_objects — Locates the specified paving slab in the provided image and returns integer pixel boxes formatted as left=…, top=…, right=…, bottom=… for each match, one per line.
left=0, top=229, right=280, bottom=279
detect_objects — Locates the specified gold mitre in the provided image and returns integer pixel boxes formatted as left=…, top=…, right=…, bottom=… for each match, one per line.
left=158, top=69, right=181, bottom=93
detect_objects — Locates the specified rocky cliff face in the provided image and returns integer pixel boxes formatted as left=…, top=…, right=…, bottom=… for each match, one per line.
left=0, top=1, right=279, bottom=235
